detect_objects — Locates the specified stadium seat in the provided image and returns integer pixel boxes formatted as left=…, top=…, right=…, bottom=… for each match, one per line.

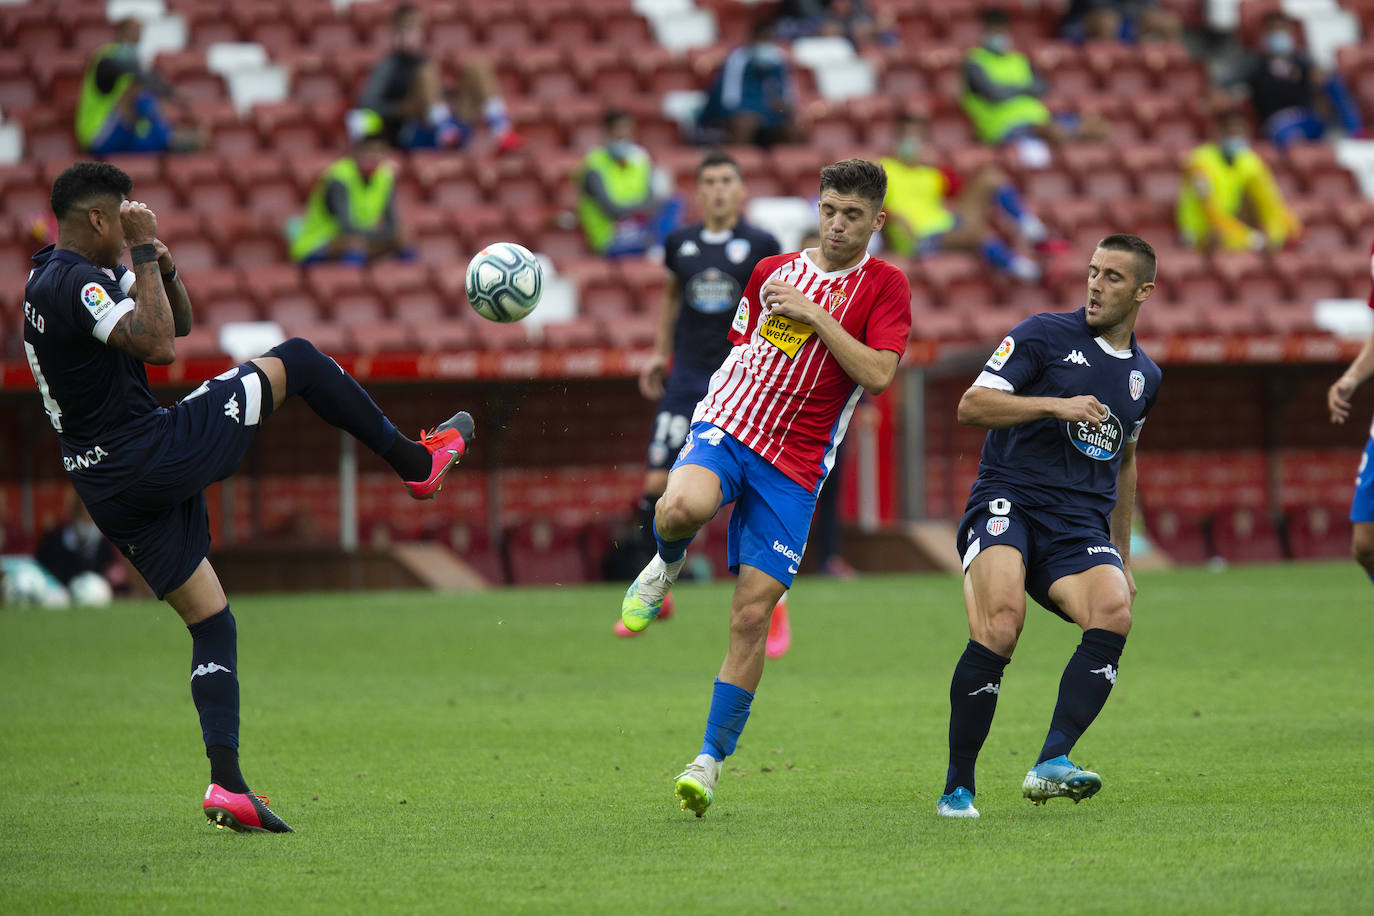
left=1210, top=506, right=1285, bottom=564
left=328, top=293, right=387, bottom=326
left=504, top=519, right=588, bottom=585
left=413, top=318, right=480, bottom=352
left=1144, top=506, right=1209, bottom=565
left=1284, top=503, right=1353, bottom=560
left=433, top=519, right=507, bottom=585
left=346, top=321, right=415, bottom=353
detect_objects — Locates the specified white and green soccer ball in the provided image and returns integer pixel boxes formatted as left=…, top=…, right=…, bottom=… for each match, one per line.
left=464, top=242, right=542, bottom=323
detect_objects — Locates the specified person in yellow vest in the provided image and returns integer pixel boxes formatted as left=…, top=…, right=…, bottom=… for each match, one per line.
left=881, top=114, right=1067, bottom=283
left=961, top=7, right=1105, bottom=153
left=1176, top=108, right=1302, bottom=252
left=75, top=18, right=202, bottom=155
left=577, top=110, right=684, bottom=258
left=289, top=116, right=412, bottom=265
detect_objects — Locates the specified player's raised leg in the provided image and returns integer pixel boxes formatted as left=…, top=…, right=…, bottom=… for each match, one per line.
left=166, top=560, right=294, bottom=833
left=621, top=463, right=722, bottom=632
left=939, top=544, right=1024, bottom=818
left=249, top=338, right=473, bottom=500
left=1022, top=564, right=1132, bottom=805
left=675, top=564, right=786, bottom=816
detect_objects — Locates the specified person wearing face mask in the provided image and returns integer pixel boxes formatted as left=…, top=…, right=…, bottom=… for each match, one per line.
left=75, top=17, right=204, bottom=155
left=1176, top=108, right=1301, bottom=252
left=577, top=110, right=684, bottom=257
left=880, top=114, right=1065, bottom=283
left=962, top=7, right=1107, bottom=154
left=1231, top=11, right=1364, bottom=149
left=355, top=3, right=522, bottom=154
left=697, top=21, right=805, bottom=149
left=289, top=115, right=412, bottom=265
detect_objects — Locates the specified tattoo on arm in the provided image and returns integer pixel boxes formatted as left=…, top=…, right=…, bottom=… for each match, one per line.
left=108, top=260, right=176, bottom=363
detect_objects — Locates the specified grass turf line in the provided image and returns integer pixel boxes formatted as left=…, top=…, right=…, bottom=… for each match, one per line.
left=1, top=563, right=1371, bottom=913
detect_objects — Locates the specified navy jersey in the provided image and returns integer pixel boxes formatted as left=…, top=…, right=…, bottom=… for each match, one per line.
left=22, top=245, right=169, bottom=503
left=966, top=308, right=1163, bottom=525
left=663, top=221, right=781, bottom=380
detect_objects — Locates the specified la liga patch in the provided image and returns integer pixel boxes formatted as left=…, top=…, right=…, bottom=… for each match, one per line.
left=987, top=335, right=1015, bottom=370
left=80, top=282, right=114, bottom=321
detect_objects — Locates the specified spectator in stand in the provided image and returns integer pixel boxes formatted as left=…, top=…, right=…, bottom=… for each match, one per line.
left=880, top=114, right=1066, bottom=284
left=75, top=17, right=204, bottom=155
left=1059, top=0, right=1182, bottom=44
left=1228, top=11, right=1364, bottom=149
left=772, top=0, right=897, bottom=48
left=698, top=21, right=805, bottom=149
left=356, top=3, right=522, bottom=154
left=961, top=7, right=1106, bottom=155
left=1176, top=107, right=1301, bottom=252
left=288, top=114, right=412, bottom=265
left=36, top=498, right=120, bottom=591
left=576, top=110, right=684, bottom=258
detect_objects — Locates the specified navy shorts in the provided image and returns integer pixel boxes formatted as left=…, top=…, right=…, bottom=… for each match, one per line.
left=86, top=363, right=270, bottom=599
left=956, top=494, right=1124, bottom=621
left=671, top=422, right=816, bottom=587
left=645, top=371, right=708, bottom=471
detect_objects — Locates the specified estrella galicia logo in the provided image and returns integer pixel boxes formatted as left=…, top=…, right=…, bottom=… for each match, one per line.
left=1129, top=370, right=1145, bottom=401
left=685, top=268, right=741, bottom=314
left=1068, top=408, right=1124, bottom=461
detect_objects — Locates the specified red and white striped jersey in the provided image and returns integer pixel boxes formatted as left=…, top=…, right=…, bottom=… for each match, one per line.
left=693, top=250, right=911, bottom=491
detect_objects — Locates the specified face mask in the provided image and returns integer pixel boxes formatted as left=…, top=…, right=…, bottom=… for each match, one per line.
left=897, top=138, right=920, bottom=161
left=1265, top=31, right=1294, bottom=55
left=1220, top=136, right=1247, bottom=158
left=752, top=42, right=784, bottom=64
left=607, top=140, right=635, bottom=160
left=985, top=33, right=1011, bottom=54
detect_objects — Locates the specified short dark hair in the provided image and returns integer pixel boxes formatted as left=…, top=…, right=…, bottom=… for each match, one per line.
left=51, top=161, right=132, bottom=219
left=603, top=108, right=632, bottom=131
left=980, top=6, right=1010, bottom=27
left=695, top=150, right=740, bottom=179
left=818, top=158, right=886, bottom=211
left=1097, top=233, right=1157, bottom=284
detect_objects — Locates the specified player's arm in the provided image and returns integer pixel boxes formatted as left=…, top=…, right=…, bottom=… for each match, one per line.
left=105, top=201, right=176, bottom=365
left=154, top=238, right=193, bottom=336
left=761, top=278, right=899, bottom=394
left=639, top=275, right=682, bottom=400
left=1329, top=327, right=1374, bottom=423
left=957, top=385, right=1109, bottom=430
left=1112, top=440, right=1139, bottom=603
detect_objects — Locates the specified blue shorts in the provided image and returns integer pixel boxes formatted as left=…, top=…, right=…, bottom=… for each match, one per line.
left=645, top=371, right=708, bottom=471
left=672, top=422, right=816, bottom=587
left=956, top=494, right=1123, bottom=621
left=85, top=363, right=270, bottom=599
left=1351, top=433, right=1374, bottom=523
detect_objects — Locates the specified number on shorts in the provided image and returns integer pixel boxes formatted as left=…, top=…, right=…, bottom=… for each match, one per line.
left=988, top=497, right=1012, bottom=515
left=701, top=427, right=727, bottom=447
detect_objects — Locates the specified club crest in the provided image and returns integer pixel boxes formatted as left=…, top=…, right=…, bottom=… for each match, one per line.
left=1129, top=370, right=1145, bottom=401
left=826, top=286, right=848, bottom=311
left=986, top=516, right=1009, bottom=536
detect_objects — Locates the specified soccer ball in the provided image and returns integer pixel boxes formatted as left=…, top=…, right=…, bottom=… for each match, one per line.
left=464, top=242, right=542, bottom=323
left=68, top=571, right=113, bottom=607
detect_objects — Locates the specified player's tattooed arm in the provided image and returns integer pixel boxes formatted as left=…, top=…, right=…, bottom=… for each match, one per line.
left=154, top=237, right=193, bottom=336
left=106, top=201, right=176, bottom=365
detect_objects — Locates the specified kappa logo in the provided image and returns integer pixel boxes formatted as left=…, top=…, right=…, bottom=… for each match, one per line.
left=191, top=662, right=233, bottom=679
left=968, top=683, right=1000, bottom=696
left=678, top=240, right=700, bottom=258
left=224, top=393, right=240, bottom=423
left=1063, top=349, right=1092, bottom=366
left=1090, top=664, right=1118, bottom=685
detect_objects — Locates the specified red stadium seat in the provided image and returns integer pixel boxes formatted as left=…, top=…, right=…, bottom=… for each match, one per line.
left=244, top=263, right=307, bottom=309
left=538, top=317, right=604, bottom=348
left=1209, top=505, right=1285, bottom=564
left=390, top=292, right=447, bottom=324
left=282, top=320, right=348, bottom=353
left=414, top=317, right=480, bottom=351
left=1284, top=504, right=1353, bottom=560
left=1144, top=506, right=1209, bottom=565
left=268, top=296, right=323, bottom=327
left=504, top=519, right=588, bottom=585
left=346, top=321, right=416, bottom=353
left=328, top=293, right=387, bottom=326
left=432, top=519, right=506, bottom=585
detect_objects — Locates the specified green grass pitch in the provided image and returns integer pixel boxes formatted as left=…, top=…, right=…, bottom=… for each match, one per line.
left=1, top=563, right=1371, bottom=914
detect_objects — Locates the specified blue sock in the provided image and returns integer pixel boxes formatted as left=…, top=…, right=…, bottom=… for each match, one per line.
left=994, top=182, right=1028, bottom=223
left=979, top=236, right=1017, bottom=273
left=945, top=640, right=1010, bottom=796
left=1037, top=628, right=1126, bottom=764
left=268, top=337, right=427, bottom=480
left=652, top=513, right=691, bottom=563
left=700, top=678, right=754, bottom=761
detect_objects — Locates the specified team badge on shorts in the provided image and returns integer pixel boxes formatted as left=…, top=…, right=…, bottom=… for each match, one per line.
left=986, top=515, right=1010, bottom=536
left=1129, top=370, right=1145, bottom=401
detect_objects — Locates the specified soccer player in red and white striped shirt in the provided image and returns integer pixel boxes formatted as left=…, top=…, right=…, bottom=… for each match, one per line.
left=619, top=159, right=912, bottom=816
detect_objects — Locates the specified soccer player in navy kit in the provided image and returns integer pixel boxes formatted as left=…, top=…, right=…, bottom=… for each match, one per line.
left=937, top=234, right=1162, bottom=818
left=23, top=163, right=473, bottom=833
left=613, top=152, right=784, bottom=642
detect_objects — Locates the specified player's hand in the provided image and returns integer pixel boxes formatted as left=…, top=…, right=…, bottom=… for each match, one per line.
left=639, top=354, right=667, bottom=400
left=1328, top=374, right=1359, bottom=424
left=119, top=199, right=157, bottom=246
left=761, top=279, right=820, bottom=324
left=153, top=238, right=174, bottom=274
left=1056, top=395, right=1110, bottom=429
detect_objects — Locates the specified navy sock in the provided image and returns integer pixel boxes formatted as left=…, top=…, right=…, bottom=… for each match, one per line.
left=268, top=337, right=428, bottom=481
left=945, top=640, right=1011, bottom=796
left=652, top=513, right=691, bottom=563
left=188, top=607, right=246, bottom=790
left=207, top=744, right=248, bottom=794
left=636, top=494, right=658, bottom=560
left=1037, top=628, right=1127, bottom=764
left=700, top=678, right=754, bottom=760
